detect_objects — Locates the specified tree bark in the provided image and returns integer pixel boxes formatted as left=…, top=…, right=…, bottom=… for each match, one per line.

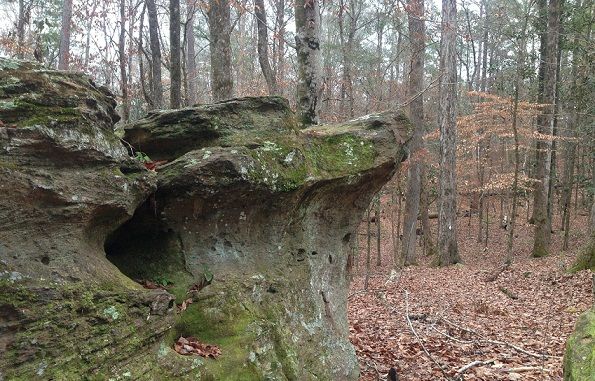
left=437, top=0, right=461, bottom=266
left=532, top=0, right=560, bottom=258
left=118, top=0, right=130, bottom=122
left=146, top=0, right=163, bottom=109
left=170, top=0, right=182, bottom=108
left=185, top=0, right=198, bottom=105
left=272, top=0, right=285, bottom=96
left=479, top=0, right=488, bottom=92
left=401, top=0, right=425, bottom=266
left=17, top=0, right=26, bottom=59
left=375, top=196, right=381, bottom=266
left=254, top=0, right=277, bottom=95
left=58, top=0, right=74, bottom=70
left=420, top=165, right=436, bottom=256
left=295, top=0, right=322, bottom=125
left=208, top=0, right=234, bottom=101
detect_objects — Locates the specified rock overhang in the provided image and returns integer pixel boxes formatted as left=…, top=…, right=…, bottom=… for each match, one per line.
left=0, top=59, right=412, bottom=380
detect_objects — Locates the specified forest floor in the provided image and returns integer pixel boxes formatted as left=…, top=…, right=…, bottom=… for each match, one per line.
left=348, top=202, right=592, bottom=381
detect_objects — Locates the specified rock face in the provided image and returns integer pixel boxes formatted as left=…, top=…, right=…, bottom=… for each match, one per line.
left=564, top=307, right=595, bottom=381
left=0, top=59, right=411, bottom=380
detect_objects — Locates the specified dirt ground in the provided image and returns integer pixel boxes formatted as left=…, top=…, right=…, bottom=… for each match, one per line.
left=348, top=201, right=592, bottom=381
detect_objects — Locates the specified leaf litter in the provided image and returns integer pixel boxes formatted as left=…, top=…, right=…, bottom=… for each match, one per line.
left=348, top=203, right=592, bottom=380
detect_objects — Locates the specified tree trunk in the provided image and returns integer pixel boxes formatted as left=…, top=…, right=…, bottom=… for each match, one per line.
left=208, top=0, right=233, bottom=101
left=364, top=205, right=371, bottom=290
left=273, top=0, right=285, bottom=97
left=254, top=0, right=277, bottom=95
left=185, top=0, right=198, bottom=105
left=506, top=7, right=529, bottom=263
left=401, top=0, right=425, bottom=266
left=294, top=0, right=322, bottom=125
left=170, top=0, right=182, bottom=108
left=437, top=0, right=461, bottom=266
left=420, top=165, right=436, bottom=256
left=479, top=0, right=488, bottom=92
left=58, top=0, right=74, bottom=70
left=375, top=196, right=381, bottom=266
left=17, top=0, right=26, bottom=59
left=118, top=0, right=130, bottom=122
left=146, top=0, right=163, bottom=109
left=532, top=0, right=560, bottom=258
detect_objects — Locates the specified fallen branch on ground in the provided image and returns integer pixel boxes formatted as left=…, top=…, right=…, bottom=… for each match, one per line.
left=454, top=359, right=495, bottom=380
left=439, top=317, right=561, bottom=359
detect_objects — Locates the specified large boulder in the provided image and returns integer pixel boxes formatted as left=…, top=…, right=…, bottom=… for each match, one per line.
left=115, top=98, right=411, bottom=380
left=0, top=59, right=411, bottom=380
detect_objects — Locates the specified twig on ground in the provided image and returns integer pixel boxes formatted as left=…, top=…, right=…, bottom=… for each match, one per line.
left=501, top=366, right=550, bottom=372
left=439, top=317, right=561, bottom=359
left=404, top=290, right=452, bottom=380
left=454, top=359, right=495, bottom=380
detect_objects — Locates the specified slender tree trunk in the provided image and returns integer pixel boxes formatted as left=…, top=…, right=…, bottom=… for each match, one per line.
left=506, top=8, right=529, bottom=264
left=420, top=165, right=436, bottom=256
left=58, top=0, right=74, bottom=70
left=396, top=186, right=403, bottom=267
left=437, top=0, right=461, bottom=266
left=146, top=0, right=163, bottom=109
left=17, top=0, right=26, bottom=59
left=208, top=0, right=233, bottom=101
left=295, top=0, right=322, bottom=125
left=185, top=0, right=198, bottom=105
left=273, top=0, right=285, bottom=96
left=364, top=205, right=372, bottom=290
left=532, top=0, right=560, bottom=258
left=254, top=0, right=277, bottom=94
left=118, top=0, right=130, bottom=122
left=401, top=0, right=425, bottom=266
left=375, top=196, right=381, bottom=266
left=479, top=0, right=488, bottom=92
left=84, top=3, right=98, bottom=70
left=170, top=0, right=182, bottom=108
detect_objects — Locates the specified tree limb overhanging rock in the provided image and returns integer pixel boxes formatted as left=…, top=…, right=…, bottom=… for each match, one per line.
left=0, top=59, right=412, bottom=380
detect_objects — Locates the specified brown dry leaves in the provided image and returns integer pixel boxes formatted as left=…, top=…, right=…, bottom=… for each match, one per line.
left=173, top=336, right=222, bottom=358
left=349, top=203, right=592, bottom=380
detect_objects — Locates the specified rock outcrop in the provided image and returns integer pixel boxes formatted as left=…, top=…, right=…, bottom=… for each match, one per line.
left=564, top=307, right=595, bottom=381
left=0, top=59, right=411, bottom=380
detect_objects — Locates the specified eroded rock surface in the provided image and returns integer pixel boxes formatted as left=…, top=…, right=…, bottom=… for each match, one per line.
left=117, top=98, right=411, bottom=380
left=0, top=59, right=411, bottom=380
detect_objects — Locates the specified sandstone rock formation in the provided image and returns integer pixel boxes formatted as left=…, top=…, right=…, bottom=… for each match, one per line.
left=0, top=59, right=411, bottom=380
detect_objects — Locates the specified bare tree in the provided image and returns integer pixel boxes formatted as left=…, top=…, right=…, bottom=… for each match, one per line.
left=208, top=0, right=234, bottom=101
left=295, top=0, right=322, bottom=125
left=118, top=0, right=130, bottom=121
left=401, top=0, right=425, bottom=266
left=185, top=0, right=198, bottom=105
left=146, top=0, right=163, bottom=109
left=532, top=0, right=560, bottom=258
left=170, top=0, right=182, bottom=108
left=254, top=0, right=277, bottom=95
left=437, top=0, right=461, bottom=266
left=58, top=0, right=74, bottom=69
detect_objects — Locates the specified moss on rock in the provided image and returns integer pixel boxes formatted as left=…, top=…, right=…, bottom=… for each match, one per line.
left=564, top=307, right=595, bottom=381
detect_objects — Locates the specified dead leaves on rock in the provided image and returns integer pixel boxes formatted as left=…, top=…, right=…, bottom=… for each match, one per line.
left=173, top=336, right=221, bottom=358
